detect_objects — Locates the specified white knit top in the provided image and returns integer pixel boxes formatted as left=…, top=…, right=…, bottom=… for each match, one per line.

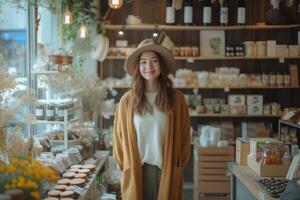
left=133, top=92, right=168, bottom=169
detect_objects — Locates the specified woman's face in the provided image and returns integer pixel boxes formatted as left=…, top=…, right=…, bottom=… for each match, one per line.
left=139, top=51, right=161, bottom=81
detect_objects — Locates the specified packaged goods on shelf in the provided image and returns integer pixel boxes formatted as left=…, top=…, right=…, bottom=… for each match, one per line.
left=236, top=137, right=250, bottom=165
left=281, top=108, right=300, bottom=124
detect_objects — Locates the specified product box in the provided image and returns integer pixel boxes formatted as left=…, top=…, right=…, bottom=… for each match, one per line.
left=230, top=105, right=246, bottom=115
left=247, top=104, right=263, bottom=115
left=247, top=95, right=263, bottom=106
left=267, top=40, right=276, bottom=57
left=228, top=95, right=245, bottom=106
left=290, top=64, right=299, bottom=86
left=288, top=45, right=300, bottom=57
left=247, top=155, right=288, bottom=177
left=236, top=137, right=250, bottom=165
left=276, top=44, right=289, bottom=57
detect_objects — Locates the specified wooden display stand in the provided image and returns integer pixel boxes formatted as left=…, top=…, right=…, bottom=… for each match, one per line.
left=193, top=141, right=234, bottom=200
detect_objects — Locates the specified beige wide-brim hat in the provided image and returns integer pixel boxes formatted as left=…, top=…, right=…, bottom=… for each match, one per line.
left=124, top=39, right=175, bottom=76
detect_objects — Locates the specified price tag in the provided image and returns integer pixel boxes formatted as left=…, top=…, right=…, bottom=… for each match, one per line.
left=74, top=186, right=85, bottom=195
left=279, top=58, right=285, bottom=63
left=187, top=58, right=194, bottom=63
left=258, top=191, right=265, bottom=200
left=224, top=87, right=230, bottom=92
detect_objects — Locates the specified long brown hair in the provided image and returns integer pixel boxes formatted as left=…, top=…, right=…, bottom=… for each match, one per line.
left=132, top=51, right=174, bottom=115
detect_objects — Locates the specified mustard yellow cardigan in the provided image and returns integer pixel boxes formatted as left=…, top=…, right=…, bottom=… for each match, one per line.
left=113, top=89, right=191, bottom=200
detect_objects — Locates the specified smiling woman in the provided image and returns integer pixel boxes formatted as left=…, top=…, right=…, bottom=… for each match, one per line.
left=113, top=38, right=191, bottom=200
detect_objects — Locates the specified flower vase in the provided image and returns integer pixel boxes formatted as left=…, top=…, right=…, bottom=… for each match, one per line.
left=97, top=137, right=106, bottom=150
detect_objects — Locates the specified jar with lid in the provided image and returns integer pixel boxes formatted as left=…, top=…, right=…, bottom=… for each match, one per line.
left=262, top=73, right=269, bottom=86
left=284, top=73, right=291, bottom=86
left=35, top=100, right=44, bottom=120
left=269, top=72, right=276, bottom=86
left=276, top=73, right=283, bottom=87
left=56, top=101, right=67, bottom=121
left=45, top=101, right=56, bottom=121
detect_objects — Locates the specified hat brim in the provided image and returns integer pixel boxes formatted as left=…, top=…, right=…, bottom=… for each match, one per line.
left=124, top=44, right=175, bottom=76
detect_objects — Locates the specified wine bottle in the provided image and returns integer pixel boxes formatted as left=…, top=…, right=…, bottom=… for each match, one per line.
left=183, top=0, right=194, bottom=25
left=202, top=0, right=212, bottom=25
left=237, top=0, right=246, bottom=25
left=165, top=0, right=175, bottom=25
left=220, top=0, right=229, bottom=25
left=212, top=0, right=221, bottom=25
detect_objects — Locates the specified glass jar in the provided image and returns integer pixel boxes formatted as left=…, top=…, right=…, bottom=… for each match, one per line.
left=284, top=73, right=291, bottom=86
left=276, top=73, right=283, bottom=87
left=269, top=72, right=276, bottom=86
left=35, top=100, right=44, bottom=120
left=45, top=101, right=55, bottom=121
left=56, top=102, right=67, bottom=121
left=262, top=73, right=269, bottom=86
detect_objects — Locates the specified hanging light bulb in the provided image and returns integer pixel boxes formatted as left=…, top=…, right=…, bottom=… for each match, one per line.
left=63, top=6, right=73, bottom=25
left=108, top=0, right=123, bottom=9
left=79, top=21, right=88, bottom=38
left=152, top=31, right=158, bottom=38
left=118, top=29, right=124, bottom=36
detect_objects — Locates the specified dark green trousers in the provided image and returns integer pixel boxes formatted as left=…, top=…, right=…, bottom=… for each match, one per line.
left=142, top=163, right=161, bottom=200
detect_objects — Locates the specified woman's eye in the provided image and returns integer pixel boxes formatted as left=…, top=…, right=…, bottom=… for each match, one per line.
left=152, top=59, right=158, bottom=63
left=140, top=61, right=146, bottom=65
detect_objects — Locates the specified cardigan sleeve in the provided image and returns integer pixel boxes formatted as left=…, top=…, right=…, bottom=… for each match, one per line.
left=180, top=93, right=191, bottom=167
left=113, top=104, right=124, bottom=171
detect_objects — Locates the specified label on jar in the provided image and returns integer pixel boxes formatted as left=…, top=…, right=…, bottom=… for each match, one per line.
left=57, top=110, right=64, bottom=117
left=276, top=74, right=283, bottom=86
left=284, top=74, right=290, bottom=86
left=36, top=109, right=43, bottom=116
left=270, top=74, right=276, bottom=86
left=262, top=74, right=269, bottom=86
left=46, top=110, right=54, bottom=117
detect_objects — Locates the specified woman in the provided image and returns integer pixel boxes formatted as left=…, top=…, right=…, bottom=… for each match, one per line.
left=113, top=39, right=190, bottom=200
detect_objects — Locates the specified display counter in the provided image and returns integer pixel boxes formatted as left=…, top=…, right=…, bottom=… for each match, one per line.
left=77, top=150, right=110, bottom=200
left=230, top=163, right=277, bottom=200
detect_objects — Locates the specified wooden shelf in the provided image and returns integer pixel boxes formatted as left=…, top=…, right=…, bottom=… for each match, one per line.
left=279, top=119, right=300, bottom=129
left=107, top=85, right=300, bottom=90
left=105, top=56, right=300, bottom=61
left=104, top=24, right=300, bottom=31
left=103, top=112, right=280, bottom=118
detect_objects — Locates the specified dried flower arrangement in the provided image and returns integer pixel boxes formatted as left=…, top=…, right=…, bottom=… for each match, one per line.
left=71, top=74, right=109, bottom=120
left=0, top=54, right=35, bottom=160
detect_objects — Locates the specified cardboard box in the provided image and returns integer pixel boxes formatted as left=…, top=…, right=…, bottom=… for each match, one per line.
left=247, top=104, right=263, bottom=115
left=236, top=137, right=250, bottom=165
left=247, top=95, right=263, bottom=106
left=228, top=95, right=245, bottom=106
left=290, top=65, right=299, bottom=86
left=230, top=105, right=246, bottom=115
left=288, top=45, right=300, bottom=57
left=247, top=155, right=288, bottom=177
left=276, top=44, right=289, bottom=57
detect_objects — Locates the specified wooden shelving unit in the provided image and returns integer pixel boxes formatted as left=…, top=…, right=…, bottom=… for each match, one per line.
left=104, top=24, right=300, bottom=31
left=103, top=112, right=280, bottom=118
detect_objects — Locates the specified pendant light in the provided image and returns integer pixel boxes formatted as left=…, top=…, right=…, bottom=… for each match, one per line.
left=63, top=6, right=73, bottom=25
left=108, top=0, right=123, bottom=9
left=79, top=21, right=88, bottom=38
